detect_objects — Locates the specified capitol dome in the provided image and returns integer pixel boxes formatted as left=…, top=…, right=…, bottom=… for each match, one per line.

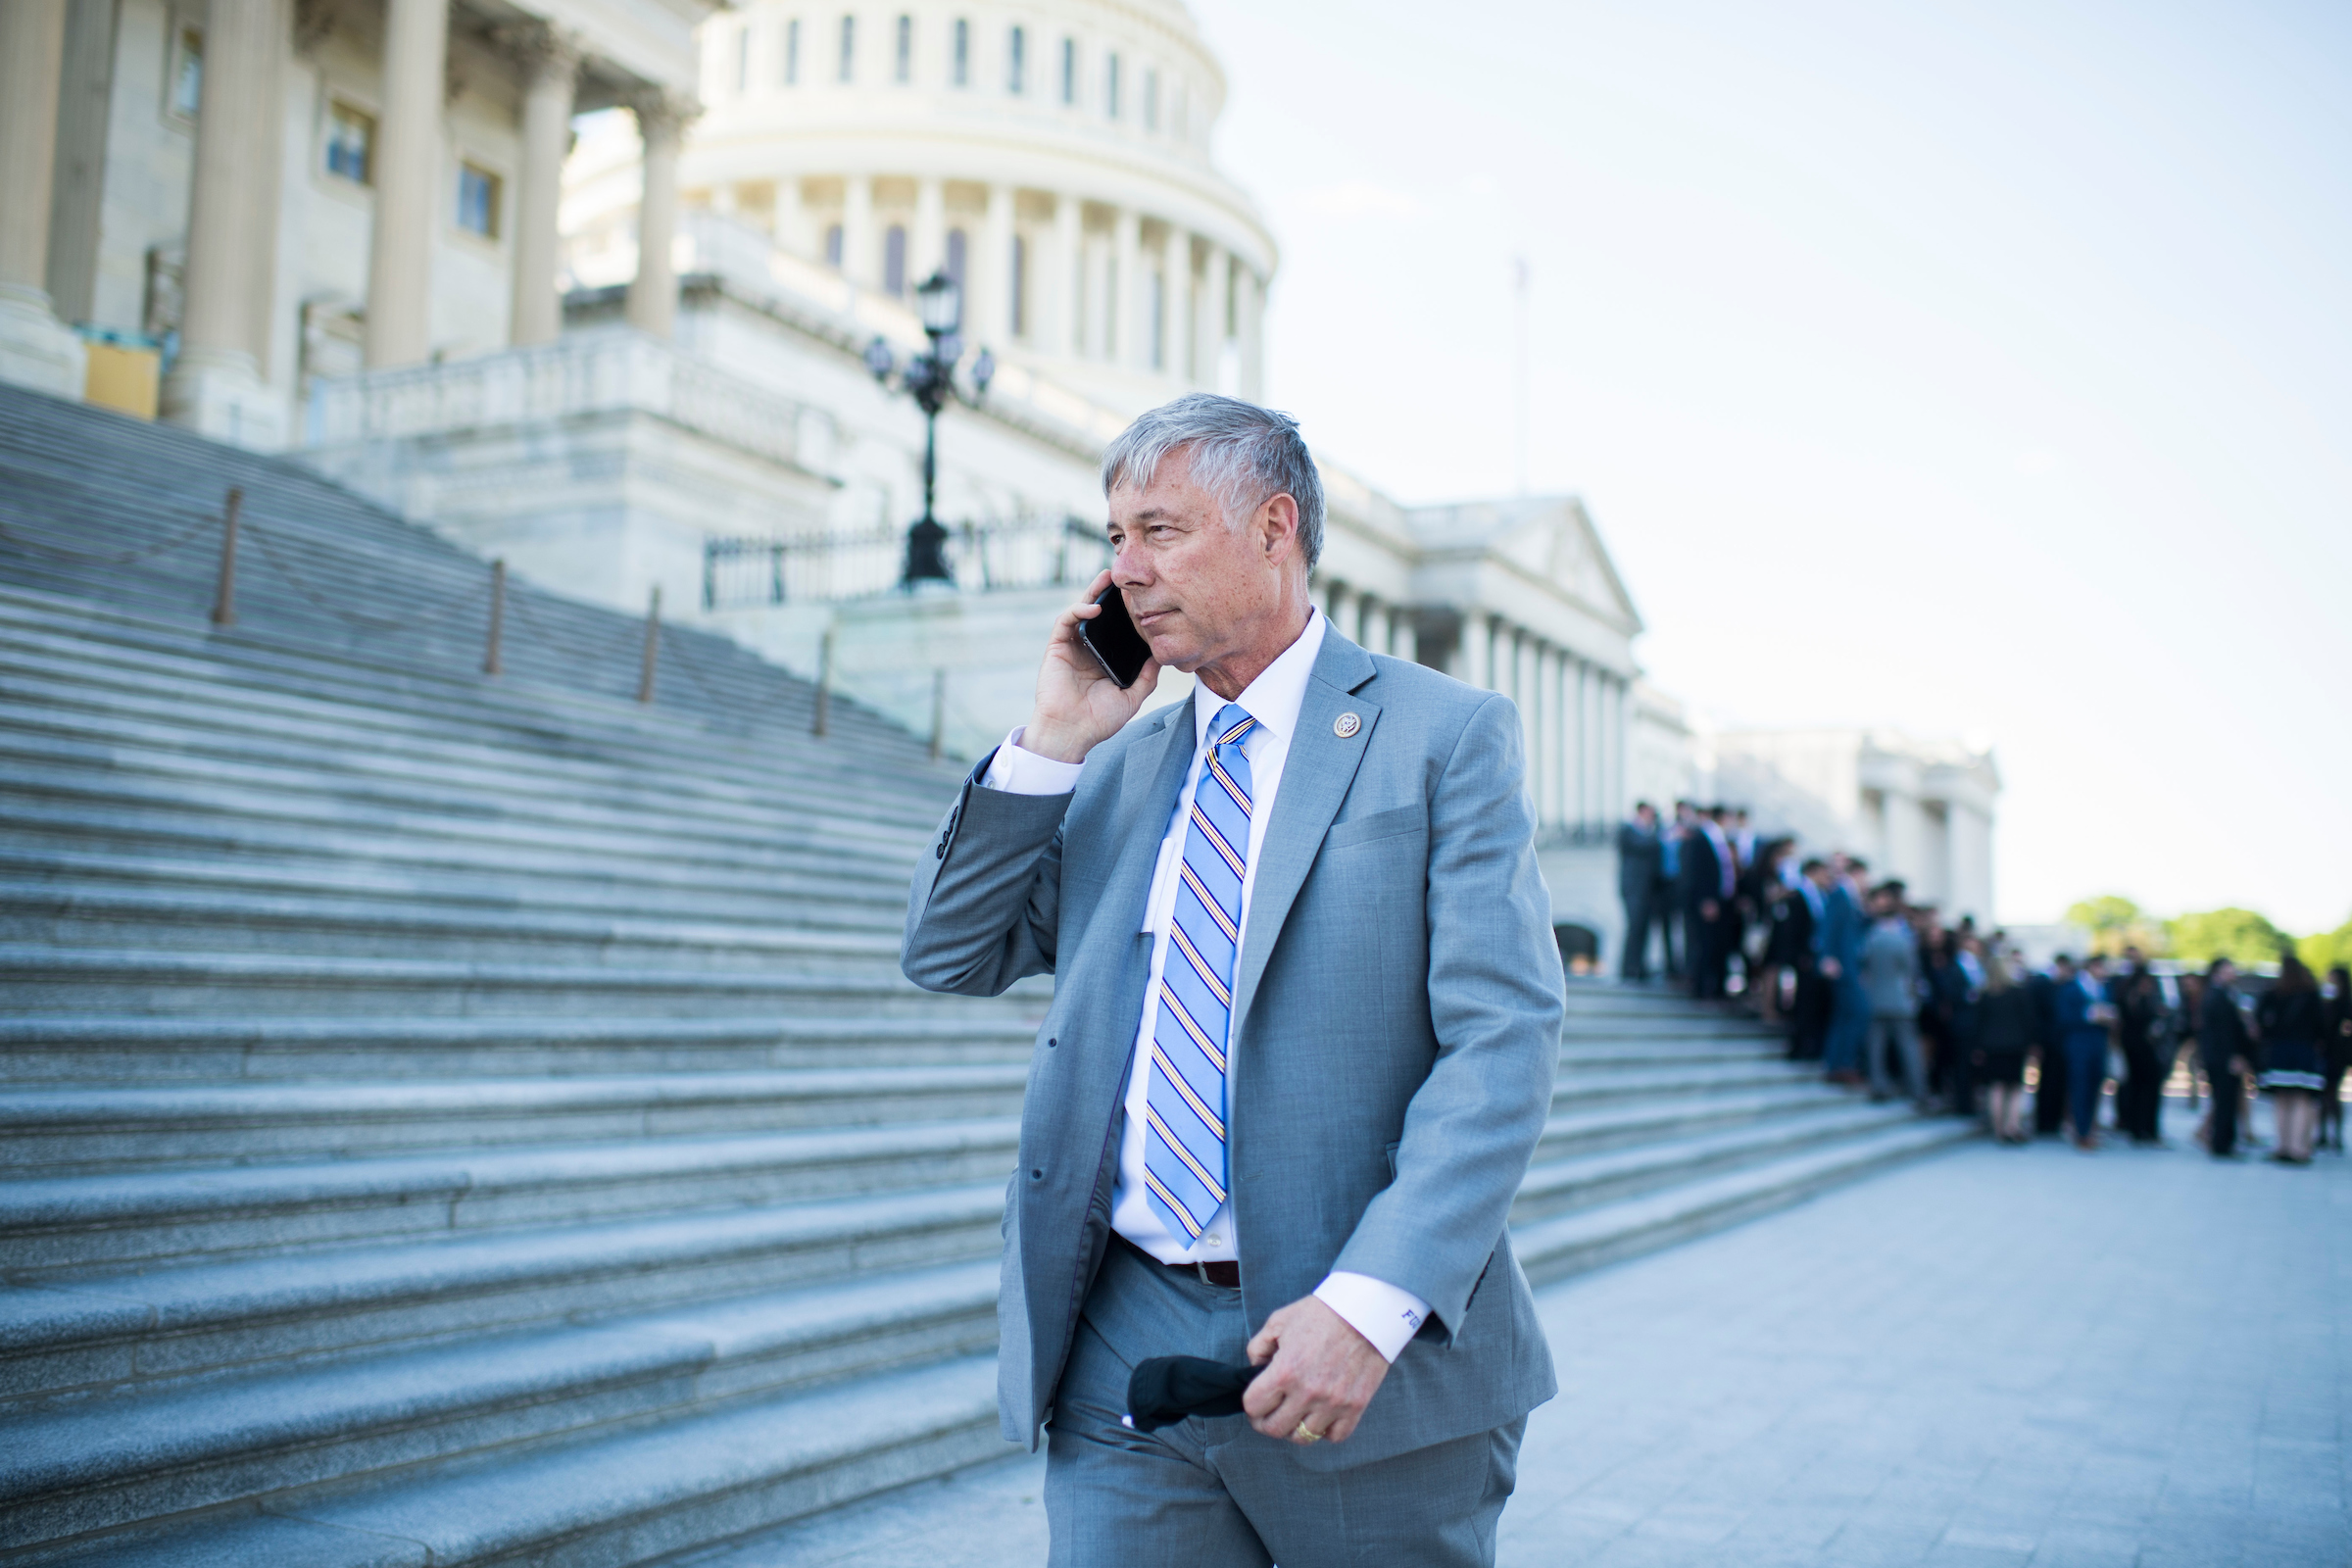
left=564, top=0, right=1276, bottom=415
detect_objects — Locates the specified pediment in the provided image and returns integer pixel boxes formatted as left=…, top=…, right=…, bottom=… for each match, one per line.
left=1404, top=496, right=1642, bottom=633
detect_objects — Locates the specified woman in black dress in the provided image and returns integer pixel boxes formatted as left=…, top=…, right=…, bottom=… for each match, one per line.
left=2322, top=965, right=2352, bottom=1153
left=1974, top=948, right=2034, bottom=1144
left=2256, top=955, right=2326, bottom=1163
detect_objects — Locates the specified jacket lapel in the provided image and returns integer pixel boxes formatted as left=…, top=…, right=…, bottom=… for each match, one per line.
left=1228, top=635, right=1380, bottom=1037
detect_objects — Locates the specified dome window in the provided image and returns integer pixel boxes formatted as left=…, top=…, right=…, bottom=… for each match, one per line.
left=784, top=18, right=800, bottom=84
left=1059, top=38, right=1076, bottom=105
left=895, top=15, right=912, bottom=83
left=837, top=15, right=855, bottom=82
left=1104, top=52, right=1119, bottom=119
left=1007, top=25, right=1025, bottom=93
left=952, top=19, right=969, bottom=86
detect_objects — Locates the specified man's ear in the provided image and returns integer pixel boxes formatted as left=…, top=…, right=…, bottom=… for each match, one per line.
left=1258, top=491, right=1301, bottom=563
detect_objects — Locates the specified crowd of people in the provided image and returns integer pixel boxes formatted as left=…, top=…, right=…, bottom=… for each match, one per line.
left=1615, top=801, right=2352, bottom=1160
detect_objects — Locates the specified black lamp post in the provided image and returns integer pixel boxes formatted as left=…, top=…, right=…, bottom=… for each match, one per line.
left=865, top=270, right=995, bottom=587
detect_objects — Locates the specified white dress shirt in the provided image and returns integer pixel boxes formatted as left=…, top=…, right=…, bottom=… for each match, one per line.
left=979, top=610, right=1434, bottom=1362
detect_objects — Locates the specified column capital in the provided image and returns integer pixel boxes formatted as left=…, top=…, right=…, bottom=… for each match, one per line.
left=496, top=21, right=586, bottom=85
left=627, top=89, right=702, bottom=147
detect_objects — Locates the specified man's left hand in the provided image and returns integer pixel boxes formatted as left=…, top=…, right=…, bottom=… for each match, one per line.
left=1242, top=1296, right=1390, bottom=1446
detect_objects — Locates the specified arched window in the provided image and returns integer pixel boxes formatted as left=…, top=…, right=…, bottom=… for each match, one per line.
left=952, top=19, right=969, bottom=86
left=945, top=228, right=968, bottom=295
left=735, top=24, right=752, bottom=92
left=783, top=19, right=800, bottom=84
left=1009, top=233, right=1027, bottom=335
left=1143, top=69, right=1157, bottom=131
left=837, top=15, right=854, bottom=81
left=1006, top=25, right=1025, bottom=93
left=884, top=224, right=908, bottom=294
left=894, top=15, right=911, bottom=82
left=1104, top=52, right=1120, bottom=118
left=1059, top=38, right=1075, bottom=104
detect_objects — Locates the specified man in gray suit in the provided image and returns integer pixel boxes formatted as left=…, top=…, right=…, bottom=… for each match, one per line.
left=902, top=394, right=1563, bottom=1566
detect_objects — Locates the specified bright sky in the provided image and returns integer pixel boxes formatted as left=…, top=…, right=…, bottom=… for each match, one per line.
left=1189, top=0, right=2351, bottom=933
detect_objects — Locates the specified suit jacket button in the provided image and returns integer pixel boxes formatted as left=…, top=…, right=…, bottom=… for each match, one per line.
left=1334, top=711, right=1361, bottom=738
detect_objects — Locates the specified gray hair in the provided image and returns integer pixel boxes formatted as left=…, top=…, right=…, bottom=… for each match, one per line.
left=1100, top=392, right=1326, bottom=573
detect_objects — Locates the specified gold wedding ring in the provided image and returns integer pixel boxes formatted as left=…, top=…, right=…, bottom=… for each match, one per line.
left=1293, top=1421, right=1323, bottom=1445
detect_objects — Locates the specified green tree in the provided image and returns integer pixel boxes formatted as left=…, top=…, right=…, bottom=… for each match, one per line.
left=2063, top=895, right=2169, bottom=957
left=2166, top=906, right=2292, bottom=967
left=2297, top=914, right=2352, bottom=977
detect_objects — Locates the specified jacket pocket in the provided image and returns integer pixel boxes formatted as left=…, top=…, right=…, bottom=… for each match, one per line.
left=1326, top=804, right=1424, bottom=849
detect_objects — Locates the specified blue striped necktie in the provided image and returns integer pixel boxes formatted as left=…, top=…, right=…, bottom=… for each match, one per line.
left=1143, top=702, right=1257, bottom=1245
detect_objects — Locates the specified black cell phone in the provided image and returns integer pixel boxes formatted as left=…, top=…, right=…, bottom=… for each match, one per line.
left=1077, top=586, right=1152, bottom=689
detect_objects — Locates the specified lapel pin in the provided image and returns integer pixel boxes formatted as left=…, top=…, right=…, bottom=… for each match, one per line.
left=1333, top=712, right=1361, bottom=739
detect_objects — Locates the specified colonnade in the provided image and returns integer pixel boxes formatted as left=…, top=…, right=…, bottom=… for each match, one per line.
left=1321, top=579, right=1630, bottom=837
left=770, top=172, right=1262, bottom=395
left=0, top=0, right=693, bottom=425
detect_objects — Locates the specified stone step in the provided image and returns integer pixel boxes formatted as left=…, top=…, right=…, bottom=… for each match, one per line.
left=1512, top=1100, right=1924, bottom=1224
left=0, top=1117, right=1015, bottom=1268
left=0, top=1182, right=1009, bottom=1400
left=0, top=764, right=927, bottom=899
left=0, top=843, right=906, bottom=937
left=0, top=1056, right=1796, bottom=1181
left=0, top=1069, right=1029, bottom=1177
left=0, top=1264, right=1000, bottom=1563
left=0, top=880, right=911, bottom=970
left=0, top=946, right=1051, bottom=1019
left=0, top=808, right=912, bottom=921
left=0, top=1014, right=1043, bottom=1084
left=0, top=659, right=949, bottom=851
left=0, top=607, right=945, bottom=794
left=1514, top=1118, right=1974, bottom=1285
left=1531, top=1083, right=1851, bottom=1163
left=24, top=1352, right=1004, bottom=1568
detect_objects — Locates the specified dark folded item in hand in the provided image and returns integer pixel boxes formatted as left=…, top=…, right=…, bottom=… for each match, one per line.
left=1123, top=1355, right=1262, bottom=1432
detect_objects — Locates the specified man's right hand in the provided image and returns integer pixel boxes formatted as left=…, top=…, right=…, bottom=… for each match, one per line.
left=1020, top=570, right=1161, bottom=764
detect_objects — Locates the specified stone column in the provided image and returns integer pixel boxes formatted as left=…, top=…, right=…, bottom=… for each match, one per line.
left=774, top=175, right=805, bottom=257
left=364, top=0, right=447, bottom=368
left=1111, top=207, right=1140, bottom=368
left=1546, top=647, right=1568, bottom=827
left=1047, top=192, right=1080, bottom=356
left=911, top=175, right=944, bottom=285
left=1197, top=245, right=1228, bottom=390
left=839, top=173, right=873, bottom=288
left=626, top=95, right=690, bottom=337
left=0, top=0, right=86, bottom=396
left=508, top=28, right=579, bottom=348
left=1322, top=580, right=1349, bottom=632
left=975, top=182, right=1013, bottom=345
left=1160, top=225, right=1190, bottom=378
left=162, top=0, right=284, bottom=441
left=1236, top=266, right=1264, bottom=401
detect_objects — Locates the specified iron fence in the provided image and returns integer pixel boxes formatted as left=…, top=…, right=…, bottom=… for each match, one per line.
left=703, top=514, right=1109, bottom=610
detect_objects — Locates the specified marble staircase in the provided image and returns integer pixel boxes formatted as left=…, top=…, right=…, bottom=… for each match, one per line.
left=0, top=386, right=1967, bottom=1567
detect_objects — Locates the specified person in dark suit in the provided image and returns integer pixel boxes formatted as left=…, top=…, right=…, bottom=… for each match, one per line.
left=1782, top=858, right=1828, bottom=1060
left=1814, top=857, right=1869, bottom=1085
left=2029, top=956, right=2071, bottom=1138
left=1616, top=803, right=1662, bottom=981
left=2200, top=958, right=2254, bottom=1159
left=2256, top=955, right=2326, bottom=1163
left=2111, top=951, right=2168, bottom=1146
left=2322, top=965, right=2351, bottom=1153
left=1678, top=808, right=1733, bottom=1001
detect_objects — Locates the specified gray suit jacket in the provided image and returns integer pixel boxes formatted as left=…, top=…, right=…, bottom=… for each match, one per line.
left=901, top=630, right=1562, bottom=1470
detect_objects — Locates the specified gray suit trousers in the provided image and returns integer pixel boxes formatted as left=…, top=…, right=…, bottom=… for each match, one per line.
left=1047, top=1241, right=1524, bottom=1568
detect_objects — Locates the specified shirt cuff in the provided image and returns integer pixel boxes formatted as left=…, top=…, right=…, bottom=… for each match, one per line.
left=1314, top=1271, right=1433, bottom=1364
left=979, top=727, right=1086, bottom=796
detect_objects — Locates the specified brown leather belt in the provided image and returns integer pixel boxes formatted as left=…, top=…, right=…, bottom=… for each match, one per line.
left=1117, top=1230, right=1241, bottom=1289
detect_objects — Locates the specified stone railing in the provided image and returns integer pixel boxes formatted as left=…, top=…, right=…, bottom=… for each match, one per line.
left=306, top=329, right=825, bottom=475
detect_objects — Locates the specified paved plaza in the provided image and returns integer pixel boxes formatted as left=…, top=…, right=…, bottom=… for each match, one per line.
left=696, top=1105, right=2350, bottom=1568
